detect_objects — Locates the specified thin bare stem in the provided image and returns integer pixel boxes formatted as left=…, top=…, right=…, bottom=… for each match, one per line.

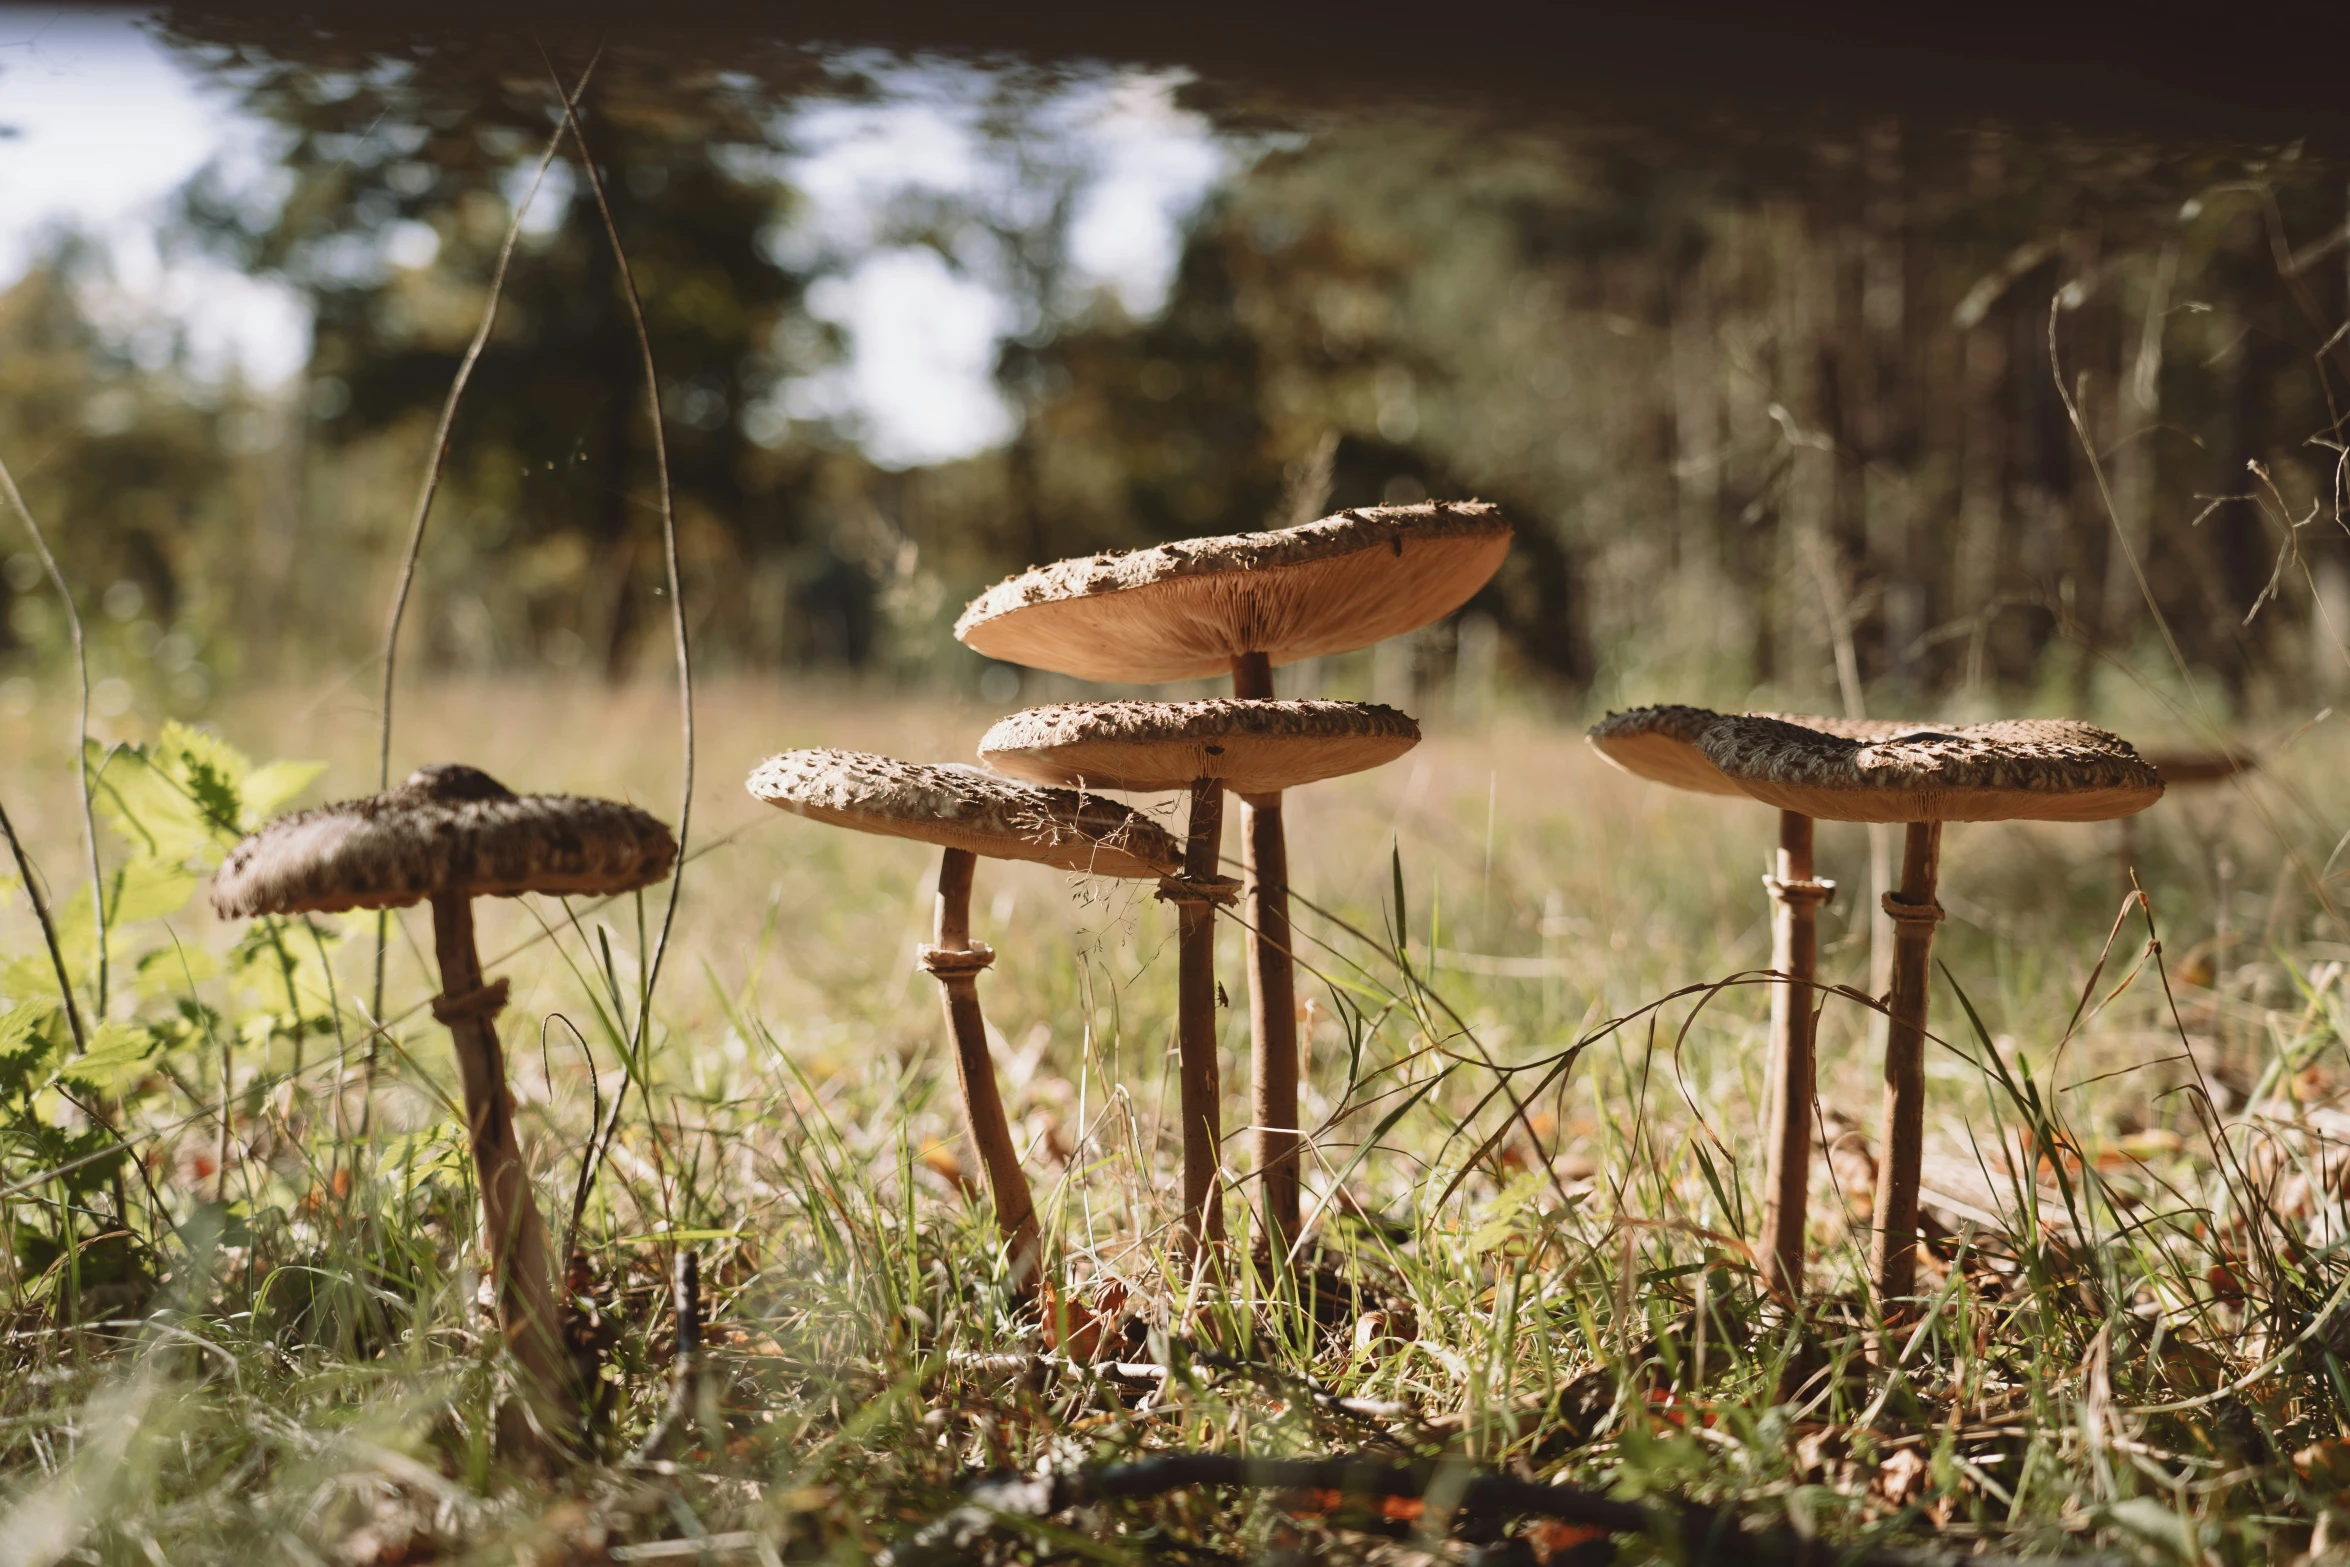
left=549, top=57, right=695, bottom=1244
left=0, top=455, right=104, bottom=1026
left=370, top=52, right=600, bottom=1035
left=0, top=798, right=86, bottom=1052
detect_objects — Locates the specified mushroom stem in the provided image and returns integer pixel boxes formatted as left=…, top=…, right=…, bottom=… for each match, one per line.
left=1760, top=810, right=1828, bottom=1302
left=1869, top=821, right=1945, bottom=1315
left=1178, top=778, right=1228, bottom=1251
left=1231, top=649, right=1302, bottom=1259
left=928, top=847, right=1042, bottom=1290
left=425, top=892, right=576, bottom=1440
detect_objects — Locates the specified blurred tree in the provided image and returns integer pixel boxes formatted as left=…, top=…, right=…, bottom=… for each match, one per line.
left=161, top=34, right=853, bottom=677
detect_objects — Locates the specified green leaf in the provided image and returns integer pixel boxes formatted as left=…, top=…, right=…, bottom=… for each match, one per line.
left=106, top=857, right=196, bottom=926
left=1467, top=1168, right=1546, bottom=1252
left=54, top=1023, right=155, bottom=1096
left=241, top=759, right=326, bottom=824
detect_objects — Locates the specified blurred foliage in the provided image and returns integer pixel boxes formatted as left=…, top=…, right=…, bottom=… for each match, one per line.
left=1, top=32, right=2346, bottom=724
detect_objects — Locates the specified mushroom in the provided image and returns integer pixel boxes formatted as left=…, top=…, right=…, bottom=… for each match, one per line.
left=1586, top=705, right=1923, bottom=1300
left=211, top=763, right=677, bottom=1437
left=743, top=749, right=1183, bottom=1289
left=956, top=501, right=1509, bottom=1252
left=2120, top=750, right=2256, bottom=897
left=977, top=699, right=1422, bottom=1253
left=1697, top=717, right=2162, bottom=1313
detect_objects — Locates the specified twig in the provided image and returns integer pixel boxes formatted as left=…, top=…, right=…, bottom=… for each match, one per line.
left=368, top=50, right=602, bottom=1046
left=0, top=453, right=104, bottom=1028
left=627, top=1248, right=702, bottom=1465
left=546, top=52, right=696, bottom=1253
left=0, top=798, right=86, bottom=1051
left=886, top=1456, right=2124, bottom=1567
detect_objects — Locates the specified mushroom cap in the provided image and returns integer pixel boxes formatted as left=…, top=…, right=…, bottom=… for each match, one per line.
left=2143, top=750, right=2255, bottom=787
left=1697, top=716, right=2165, bottom=824
left=211, top=763, right=679, bottom=918
left=1586, top=705, right=1945, bottom=798
left=978, top=700, right=1421, bottom=795
left=955, top=501, right=1512, bottom=683
left=744, top=749, right=1181, bottom=878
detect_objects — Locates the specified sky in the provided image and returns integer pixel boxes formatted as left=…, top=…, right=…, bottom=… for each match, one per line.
left=0, top=7, right=1228, bottom=465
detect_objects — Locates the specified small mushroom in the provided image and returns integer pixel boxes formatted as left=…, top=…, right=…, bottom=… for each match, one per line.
left=978, top=699, right=1421, bottom=1254
left=957, top=502, right=1509, bottom=1251
left=745, top=749, right=1182, bottom=1289
left=1698, top=717, right=2162, bottom=1313
left=211, top=763, right=677, bottom=1439
left=1587, top=705, right=1926, bottom=1301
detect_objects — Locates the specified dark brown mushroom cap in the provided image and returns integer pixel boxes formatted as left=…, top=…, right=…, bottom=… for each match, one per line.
left=744, top=749, right=1181, bottom=879
left=1586, top=705, right=1943, bottom=798
left=978, top=700, right=1421, bottom=795
left=210, top=763, right=679, bottom=917
left=1698, top=716, right=2165, bottom=824
left=954, top=501, right=1512, bottom=683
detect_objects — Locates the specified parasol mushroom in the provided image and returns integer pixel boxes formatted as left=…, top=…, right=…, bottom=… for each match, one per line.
left=211, top=763, right=677, bottom=1441
left=956, top=500, right=1509, bottom=1252
left=1697, top=717, right=2162, bottom=1314
left=1586, top=705, right=1922, bottom=1301
left=977, top=699, right=1421, bottom=1254
left=743, top=749, right=1182, bottom=1289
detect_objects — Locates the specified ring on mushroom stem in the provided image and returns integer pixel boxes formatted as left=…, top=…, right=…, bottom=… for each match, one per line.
left=745, top=749, right=1183, bottom=1294
left=956, top=500, right=1510, bottom=1257
left=1587, top=705, right=1941, bottom=1305
left=1697, top=716, right=2162, bottom=1323
left=210, top=763, right=678, bottom=1453
left=978, top=698, right=1420, bottom=1261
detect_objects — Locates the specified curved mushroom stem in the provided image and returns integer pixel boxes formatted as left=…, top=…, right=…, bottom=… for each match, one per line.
left=927, top=847, right=1042, bottom=1292
left=1177, top=778, right=1228, bottom=1253
left=426, top=892, right=576, bottom=1445
left=1869, top=821, right=1945, bottom=1318
left=1761, top=810, right=1831, bottom=1303
left=1232, top=650, right=1302, bottom=1261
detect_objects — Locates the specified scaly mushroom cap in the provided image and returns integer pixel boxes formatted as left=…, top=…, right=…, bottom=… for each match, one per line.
left=1587, top=705, right=1945, bottom=798
left=955, top=501, right=1512, bottom=683
left=1699, top=716, right=2164, bottom=824
left=211, top=763, right=679, bottom=917
left=745, top=749, right=1181, bottom=879
left=979, top=700, right=1421, bottom=795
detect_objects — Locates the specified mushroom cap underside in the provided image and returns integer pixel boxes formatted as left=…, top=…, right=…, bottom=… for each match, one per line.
left=1698, top=715, right=2164, bottom=823
left=211, top=762, right=679, bottom=917
left=745, top=748, right=1181, bottom=878
left=955, top=501, right=1511, bottom=683
left=978, top=699, right=1421, bottom=795
left=1586, top=705, right=1956, bottom=798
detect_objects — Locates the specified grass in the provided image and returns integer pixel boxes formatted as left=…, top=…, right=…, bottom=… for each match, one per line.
left=0, top=672, right=2344, bottom=1564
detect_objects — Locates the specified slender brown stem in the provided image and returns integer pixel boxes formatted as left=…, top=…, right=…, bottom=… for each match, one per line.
left=1178, top=779, right=1228, bottom=1251
left=1231, top=650, right=1302, bottom=1258
left=0, top=799, right=85, bottom=1053
left=1869, top=820, right=1944, bottom=1315
left=1760, top=810, right=1828, bottom=1302
left=928, top=848, right=1041, bottom=1289
left=428, top=892, right=576, bottom=1443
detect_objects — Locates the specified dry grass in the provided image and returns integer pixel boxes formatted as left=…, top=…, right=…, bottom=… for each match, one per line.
left=0, top=674, right=2342, bottom=1564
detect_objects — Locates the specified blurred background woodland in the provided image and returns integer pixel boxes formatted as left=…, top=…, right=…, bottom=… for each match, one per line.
left=4, top=11, right=2349, bottom=733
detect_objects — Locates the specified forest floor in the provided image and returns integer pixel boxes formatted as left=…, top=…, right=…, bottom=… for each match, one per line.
left=0, top=675, right=2340, bottom=1565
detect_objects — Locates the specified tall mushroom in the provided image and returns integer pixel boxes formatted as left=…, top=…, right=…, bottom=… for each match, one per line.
left=1586, top=705, right=1918, bottom=1300
left=743, top=749, right=1182, bottom=1289
left=956, top=501, right=1510, bottom=1253
left=211, top=763, right=677, bottom=1439
left=1697, top=717, right=2162, bottom=1313
left=977, top=699, right=1421, bottom=1254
